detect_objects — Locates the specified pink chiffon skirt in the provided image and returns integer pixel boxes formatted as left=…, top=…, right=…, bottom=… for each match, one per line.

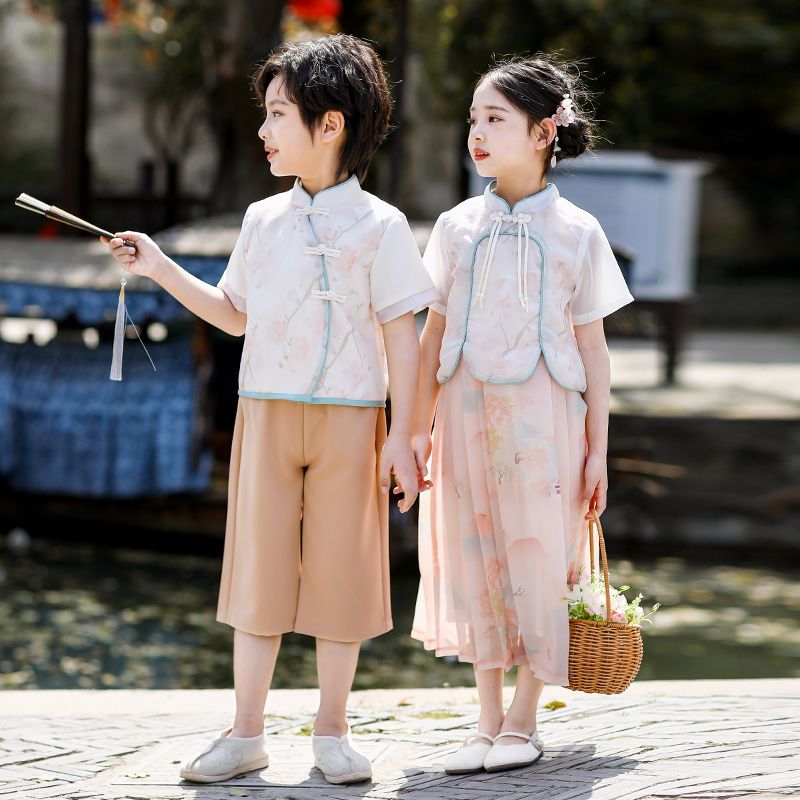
left=411, top=359, right=589, bottom=685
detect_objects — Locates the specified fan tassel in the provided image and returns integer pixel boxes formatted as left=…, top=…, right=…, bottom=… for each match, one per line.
left=109, top=279, right=127, bottom=381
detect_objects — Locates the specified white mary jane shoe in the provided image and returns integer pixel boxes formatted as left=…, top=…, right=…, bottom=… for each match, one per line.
left=179, top=728, right=269, bottom=783
left=443, top=731, right=495, bottom=775
left=483, top=730, right=543, bottom=773
left=312, top=731, right=372, bottom=784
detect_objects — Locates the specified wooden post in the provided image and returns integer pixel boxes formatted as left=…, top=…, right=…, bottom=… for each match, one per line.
left=58, top=0, right=91, bottom=220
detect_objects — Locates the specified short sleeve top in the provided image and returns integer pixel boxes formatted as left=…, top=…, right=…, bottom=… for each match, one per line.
left=217, top=176, right=439, bottom=406
left=425, top=182, right=633, bottom=391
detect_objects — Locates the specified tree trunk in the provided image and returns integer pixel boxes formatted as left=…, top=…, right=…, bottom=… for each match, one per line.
left=58, top=0, right=90, bottom=219
left=206, top=0, right=287, bottom=213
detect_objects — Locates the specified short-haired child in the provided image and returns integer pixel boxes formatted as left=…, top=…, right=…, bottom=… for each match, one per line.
left=105, top=34, right=438, bottom=785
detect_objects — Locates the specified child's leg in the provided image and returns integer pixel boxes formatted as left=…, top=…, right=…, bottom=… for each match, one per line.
left=312, top=637, right=372, bottom=784
left=314, top=638, right=360, bottom=736
left=296, top=404, right=391, bottom=737
left=230, top=629, right=282, bottom=738
left=440, top=666, right=504, bottom=775
left=475, top=667, right=505, bottom=735
left=497, top=665, right=544, bottom=744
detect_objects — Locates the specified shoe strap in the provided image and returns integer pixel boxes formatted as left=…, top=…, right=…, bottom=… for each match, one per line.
left=465, top=731, right=495, bottom=745
left=494, top=731, right=532, bottom=743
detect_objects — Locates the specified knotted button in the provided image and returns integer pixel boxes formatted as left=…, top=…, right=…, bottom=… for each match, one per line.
left=304, top=244, right=342, bottom=259
left=295, top=206, right=330, bottom=217
left=312, top=288, right=347, bottom=304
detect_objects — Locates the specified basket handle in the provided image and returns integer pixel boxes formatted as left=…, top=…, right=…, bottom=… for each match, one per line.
left=587, top=509, right=613, bottom=625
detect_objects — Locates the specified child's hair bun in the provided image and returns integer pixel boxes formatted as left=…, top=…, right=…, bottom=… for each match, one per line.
left=555, top=115, right=592, bottom=161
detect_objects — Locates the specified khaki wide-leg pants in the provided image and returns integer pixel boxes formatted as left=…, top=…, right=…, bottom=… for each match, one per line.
left=216, top=398, right=392, bottom=642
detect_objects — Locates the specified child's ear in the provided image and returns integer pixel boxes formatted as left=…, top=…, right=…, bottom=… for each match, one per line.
left=320, top=110, right=346, bottom=143
left=533, top=118, right=557, bottom=152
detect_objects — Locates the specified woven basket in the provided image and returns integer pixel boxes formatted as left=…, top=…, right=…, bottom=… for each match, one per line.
left=566, top=510, right=643, bottom=694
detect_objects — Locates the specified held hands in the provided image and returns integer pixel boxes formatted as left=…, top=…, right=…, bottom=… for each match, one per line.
left=411, top=432, right=434, bottom=492
left=100, top=231, right=164, bottom=280
left=583, top=452, right=608, bottom=519
left=380, top=433, right=432, bottom=513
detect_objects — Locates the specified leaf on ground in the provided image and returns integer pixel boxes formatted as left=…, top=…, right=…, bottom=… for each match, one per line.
left=228, top=790, right=249, bottom=797
left=412, top=709, right=461, bottom=720
left=543, top=700, right=567, bottom=711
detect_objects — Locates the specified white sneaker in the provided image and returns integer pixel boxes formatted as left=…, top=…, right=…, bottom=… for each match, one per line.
left=179, top=728, right=269, bottom=783
left=312, top=731, right=372, bottom=784
left=443, top=731, right=495, bottom=774
left=483, top=731, right=543, bottom=773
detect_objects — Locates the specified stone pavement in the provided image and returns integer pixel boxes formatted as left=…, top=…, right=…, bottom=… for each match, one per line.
left=1, top=680, right=798, bottom=799
left=607, top=331, right=800, bottom=420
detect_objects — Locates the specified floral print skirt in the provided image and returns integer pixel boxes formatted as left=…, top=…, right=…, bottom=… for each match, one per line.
left=411, top=358, right=589, bottom=685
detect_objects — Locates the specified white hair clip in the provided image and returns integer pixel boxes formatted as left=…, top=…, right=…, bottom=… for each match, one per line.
left=550, top=94, right=576, bottom=168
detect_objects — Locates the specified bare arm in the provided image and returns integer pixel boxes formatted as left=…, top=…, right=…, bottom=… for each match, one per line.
left=380, top=311, right=422, bottom=512
left=102, top=231, right=246, bottom=337
left=414, top=310, right=446, bottom=437
left=575, top=318, right=611, bottom=515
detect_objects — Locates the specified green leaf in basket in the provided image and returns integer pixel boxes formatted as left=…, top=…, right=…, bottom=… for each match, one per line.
left=543, top=700, right=566, bottom=711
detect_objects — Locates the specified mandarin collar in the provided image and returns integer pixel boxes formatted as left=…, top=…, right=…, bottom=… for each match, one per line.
left=483, top=181, right=559, bottom=216
left=290, top=174, right=363, bottom=213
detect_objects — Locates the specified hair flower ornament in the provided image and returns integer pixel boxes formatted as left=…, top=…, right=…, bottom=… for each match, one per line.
left=551, top=94, right=576, bottom=127
left=549, top=94, right=576, bottom=168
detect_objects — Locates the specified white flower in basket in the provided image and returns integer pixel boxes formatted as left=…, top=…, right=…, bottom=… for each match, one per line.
left=566, top=568, right=660, bottom=627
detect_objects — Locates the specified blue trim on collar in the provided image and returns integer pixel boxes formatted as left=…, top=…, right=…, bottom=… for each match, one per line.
left=291, top=174, right=363, bottom=210
left=484, top=181, right=559, bottom=215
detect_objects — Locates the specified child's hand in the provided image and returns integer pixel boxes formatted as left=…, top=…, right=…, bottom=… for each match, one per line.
left=380, top=434, right=419, bottom=513
left=100, top=231, right=164, bottom=280
left=411, top=432, right=434, bottom=492
left=583, top=453, right=608, bottom=518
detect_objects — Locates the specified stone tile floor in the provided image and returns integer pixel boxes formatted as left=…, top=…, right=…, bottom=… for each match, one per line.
left=1, top=680, right=798, bottom=799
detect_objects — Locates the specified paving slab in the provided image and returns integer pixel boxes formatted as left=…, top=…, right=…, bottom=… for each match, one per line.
left=1, top=680, right=798, bottom=799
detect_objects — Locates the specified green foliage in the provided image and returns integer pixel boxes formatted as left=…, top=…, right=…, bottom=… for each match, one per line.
left=411, top=0, right=800, bottom=257
left=112, top=0, right=220, bottom=160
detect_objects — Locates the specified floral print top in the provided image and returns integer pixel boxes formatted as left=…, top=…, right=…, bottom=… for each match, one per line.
left=218, top=176, right=438, bottom=407
left=425, top=182, right=634, bottom=392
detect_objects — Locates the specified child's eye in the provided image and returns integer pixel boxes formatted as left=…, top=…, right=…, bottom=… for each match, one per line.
left=271, top=111, right=282, bottom=118
left=467, top=117, right=475, bottom=126
left=489, top=116, right=501, bottom=123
